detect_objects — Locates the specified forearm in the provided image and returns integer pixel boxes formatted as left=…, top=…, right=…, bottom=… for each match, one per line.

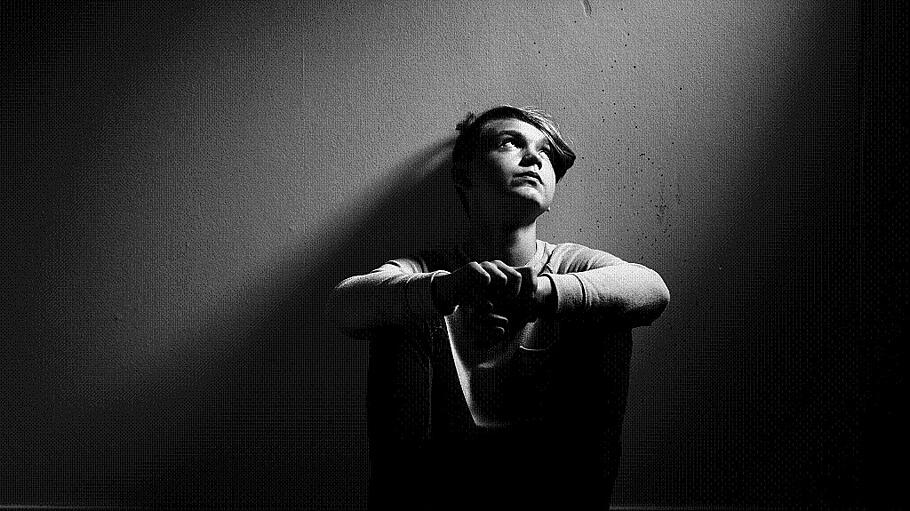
left=326, top=267, right=450, bottom=338
left=544, top=263, right=669, bottom=326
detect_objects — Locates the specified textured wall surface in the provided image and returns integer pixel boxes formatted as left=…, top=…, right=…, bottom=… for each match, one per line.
left=6, top=1, right=895, bottom=509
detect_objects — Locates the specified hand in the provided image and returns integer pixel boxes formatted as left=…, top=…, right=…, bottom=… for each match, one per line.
left=488, top=266, right=538, bottom=322
left=433, top=260, right=522, bottom=308
left=433, top=262, right=538, bottom=337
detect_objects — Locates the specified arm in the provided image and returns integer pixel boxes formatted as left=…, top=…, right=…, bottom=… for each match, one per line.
left=329, top=256, right=544, bottom=339
left=537, top=244, right=670, bottom=327
left=326, top=258, right=451, bottom=339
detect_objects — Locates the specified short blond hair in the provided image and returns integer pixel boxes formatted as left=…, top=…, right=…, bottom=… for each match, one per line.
left=452, top=105, right=576, bottom=185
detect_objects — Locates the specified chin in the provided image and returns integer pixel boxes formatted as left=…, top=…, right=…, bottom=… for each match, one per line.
left=504, top=198, right=549, bottom=222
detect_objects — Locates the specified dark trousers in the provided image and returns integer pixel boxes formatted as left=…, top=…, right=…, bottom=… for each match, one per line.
left=370, top=424, right=615, bottom=510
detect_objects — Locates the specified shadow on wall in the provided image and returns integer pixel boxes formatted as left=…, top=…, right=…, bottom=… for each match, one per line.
left=139, top=138, right=458, bottom=509
left=280, top=137, right=460, bottom=507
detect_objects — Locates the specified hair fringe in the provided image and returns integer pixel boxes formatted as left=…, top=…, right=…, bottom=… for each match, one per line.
left=455, top=112, right=476, bottom=132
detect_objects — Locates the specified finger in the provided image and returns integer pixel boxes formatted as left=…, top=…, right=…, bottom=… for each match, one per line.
left=461, top=262, right=491, bottom=301
left=483, top=313, right=510, bottom=337
left=480, top=261, right=509, bottom=290
left=477, top=300, right=494, bottom=314
left=494, top=261, right=523, bottom=300
left=465, top=262, right=491, bottom=285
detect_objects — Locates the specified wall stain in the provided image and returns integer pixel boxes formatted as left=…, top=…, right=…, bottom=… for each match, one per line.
left=581, top=0, right=592, bottom=17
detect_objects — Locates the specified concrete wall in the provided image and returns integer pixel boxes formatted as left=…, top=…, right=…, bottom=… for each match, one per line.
left=5, top=1, right=886, bottom=508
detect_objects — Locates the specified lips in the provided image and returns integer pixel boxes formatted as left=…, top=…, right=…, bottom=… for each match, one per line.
left=514, top=171, right=541, bottom=183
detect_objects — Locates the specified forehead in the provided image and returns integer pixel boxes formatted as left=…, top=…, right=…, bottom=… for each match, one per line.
left=480, top=118, right=548, bottom=141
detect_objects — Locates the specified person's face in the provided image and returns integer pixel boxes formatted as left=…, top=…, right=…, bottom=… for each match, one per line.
left=465, top=118, right=557, bottom=223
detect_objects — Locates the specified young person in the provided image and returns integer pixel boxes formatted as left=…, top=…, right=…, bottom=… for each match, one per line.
left=328, top=106, right=669, bottom=509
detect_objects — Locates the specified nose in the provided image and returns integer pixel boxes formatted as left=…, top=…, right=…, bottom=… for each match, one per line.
left=520, top=149, right=543, bottom=168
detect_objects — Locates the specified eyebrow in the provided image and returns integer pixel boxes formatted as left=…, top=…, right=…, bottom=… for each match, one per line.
left=493, top=129, right=553, bottom=149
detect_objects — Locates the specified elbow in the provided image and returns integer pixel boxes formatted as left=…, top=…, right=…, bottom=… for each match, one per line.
left=325, top=282, right=363, bottom=338
left=325, top=285, right=346, bottom=332
left=653, top=272, right=670, bottom=312
left=650, top=277, right=671, bottom=321
left=626, top=270, right=670, bottom=327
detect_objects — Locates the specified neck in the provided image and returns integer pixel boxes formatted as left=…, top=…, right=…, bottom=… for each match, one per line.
left=462, top=216, right=538, bottom=267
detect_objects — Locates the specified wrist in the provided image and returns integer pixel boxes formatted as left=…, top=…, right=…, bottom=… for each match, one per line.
left=534, top=274, right=557, bottom=316
left=430, top=272, right=456, bottom=315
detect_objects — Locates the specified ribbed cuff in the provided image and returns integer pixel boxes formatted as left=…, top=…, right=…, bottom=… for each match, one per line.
left=406, top=270, right=452, bottom=319
left=537, top=273, right=558, bottom=317
left=547, top=273, right=586, bottom=314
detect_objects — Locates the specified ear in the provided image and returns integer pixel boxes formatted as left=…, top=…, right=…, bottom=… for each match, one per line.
left=452, top=167, right=472, bottom=216
left=453, top=167, right=472, bottom=190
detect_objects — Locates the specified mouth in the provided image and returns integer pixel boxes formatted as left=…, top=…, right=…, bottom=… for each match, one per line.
left=514, top=171, right=541, bottom=183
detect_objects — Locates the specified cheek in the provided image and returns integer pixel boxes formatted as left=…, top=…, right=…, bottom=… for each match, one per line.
left=470, top=158, right=495, bottom=185
left=482, top=156, right=512, bottom=181
left=544, top=166, right=558, bottom=187
left=546, top=177, right=558, bottom=200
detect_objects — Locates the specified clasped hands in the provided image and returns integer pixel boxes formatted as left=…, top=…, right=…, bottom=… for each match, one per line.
left=431, top=261, right=554, bottom=339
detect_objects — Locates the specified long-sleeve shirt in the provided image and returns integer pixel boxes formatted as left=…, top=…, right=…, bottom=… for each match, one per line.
left=328, top=239, right=668, bottom=508
left=329, top=239, right=669, bottom=428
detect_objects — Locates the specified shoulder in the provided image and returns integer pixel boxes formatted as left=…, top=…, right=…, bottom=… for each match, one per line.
left=539, top=240, right=627, bottom=273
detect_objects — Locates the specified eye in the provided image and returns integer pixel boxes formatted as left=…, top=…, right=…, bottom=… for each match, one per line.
left=499, top=137, right=517, bottom=148
left=539, top=145, right=552, bottom=156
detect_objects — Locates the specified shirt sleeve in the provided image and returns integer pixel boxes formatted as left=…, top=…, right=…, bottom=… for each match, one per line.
left=327, top=257, right=452, bottom=338
left=545, top=243, right=669, bottom=325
